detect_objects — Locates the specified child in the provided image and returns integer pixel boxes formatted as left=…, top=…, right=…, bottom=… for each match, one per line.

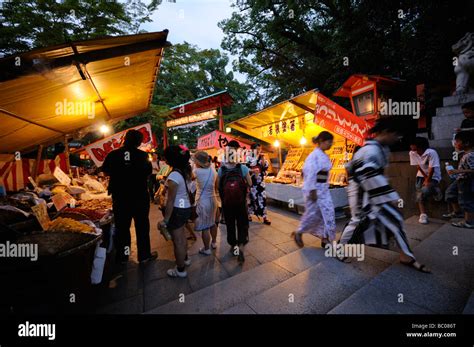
left=409, top=137, right=443, bottom=224
left=449, top=131, right=474, bottom=229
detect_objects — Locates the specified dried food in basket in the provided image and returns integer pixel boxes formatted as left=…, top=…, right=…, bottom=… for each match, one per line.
left=62, top=208, right=107, bottom=221
left=47, top=217, right=95, bottom=234
left=16, top=231, right=99, bottom=257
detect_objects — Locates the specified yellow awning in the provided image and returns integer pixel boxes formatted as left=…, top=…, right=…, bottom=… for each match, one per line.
left=228, top=89, right=323, bottom=147
left=228, top=89, right=370, bottom=147
left=0, top=31, right=170, bottom=153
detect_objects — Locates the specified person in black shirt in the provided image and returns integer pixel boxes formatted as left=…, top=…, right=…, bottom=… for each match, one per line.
left=102, top=129, right=157, bottom=264
left=456, top=101, right=474, bottom=132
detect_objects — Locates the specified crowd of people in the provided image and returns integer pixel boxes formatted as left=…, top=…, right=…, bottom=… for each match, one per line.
left=102, top=105, right=474, bottom=279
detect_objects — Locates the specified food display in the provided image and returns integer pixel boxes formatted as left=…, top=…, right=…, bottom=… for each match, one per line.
left=47, top=217, right=95, bottom=234
left=62, top=208, right=108, bottom=221
left=76, top=198, right=112, bottom=210
left=270, top=138, right=355, bottom=187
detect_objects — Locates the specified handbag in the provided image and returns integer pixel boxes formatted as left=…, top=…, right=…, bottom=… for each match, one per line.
left=155, top=183, right=168, bottom=215
left=174, top=169, right=198, bottom=221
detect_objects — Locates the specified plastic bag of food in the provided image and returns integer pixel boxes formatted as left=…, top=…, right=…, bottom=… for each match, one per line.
left=82, top=175, right=106, bottom=193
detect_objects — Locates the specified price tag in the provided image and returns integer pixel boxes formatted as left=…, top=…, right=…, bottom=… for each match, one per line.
left=51, top=192, right=75, bottom=211
left=31, top=202, right=50, bottom=230
left=53, top=167, right=71, bottom=186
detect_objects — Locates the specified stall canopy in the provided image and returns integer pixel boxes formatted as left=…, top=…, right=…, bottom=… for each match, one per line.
left=0, top=31, right=170, bottom=153
left=167, top=90, right=233, bottom=130
left=228, top=89, right=371, bottom=147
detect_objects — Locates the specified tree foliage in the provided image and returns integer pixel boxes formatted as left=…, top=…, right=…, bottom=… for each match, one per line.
left=0, top=0, right=156, bottom=55
left=115, top=42, right=258, bottom=150
left=219, top=0, right=474, bottom=108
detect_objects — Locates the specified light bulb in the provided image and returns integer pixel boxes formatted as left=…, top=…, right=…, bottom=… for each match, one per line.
left=273, top=140, right=280, bottom=148
left=300, top=137, right=307, bottom=145
left=99, top=124, right=111, bottom=135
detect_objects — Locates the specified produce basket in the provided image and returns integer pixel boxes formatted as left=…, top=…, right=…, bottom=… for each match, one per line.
left=3, top=230, right=102, bottom=314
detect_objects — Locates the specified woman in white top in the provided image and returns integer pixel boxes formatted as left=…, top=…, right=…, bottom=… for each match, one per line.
left=160, top=145, right=193, bottom=278
left=192, top=151, right=219, bottom=255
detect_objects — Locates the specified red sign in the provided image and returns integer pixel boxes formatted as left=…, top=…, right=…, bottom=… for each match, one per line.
left=314, top=94, right=371, bottom=146
left=84, top=123, right=156, bottom=167
left=197, top=130, right=251, bottom=150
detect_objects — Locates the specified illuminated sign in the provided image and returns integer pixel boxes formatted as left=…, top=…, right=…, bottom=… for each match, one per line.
left=166, top=109, right=217, bottom=128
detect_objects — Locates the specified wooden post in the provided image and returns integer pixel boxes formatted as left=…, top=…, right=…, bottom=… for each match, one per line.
left=64, top=136, right=71, bottom=175
left=32, top=144, right=43, bottom=180
left=162, top=124, right=168, bottom=149
left=218, top=97, right=224, bottom=131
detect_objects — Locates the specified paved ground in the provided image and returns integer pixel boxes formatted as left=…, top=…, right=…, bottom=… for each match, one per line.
left=95, top=204, right=347, bottom=313
left=95, top=204, right=474, bottom=314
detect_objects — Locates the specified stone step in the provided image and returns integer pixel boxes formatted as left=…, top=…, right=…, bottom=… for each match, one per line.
left=435, top=105, right=463, bottom=117
left=328, top=223, right=472, bottom=314
left=245, top=255, right=389, bottom=314
left=443, top=93, right=474, bottom=107
left=144, top=262, right=293, bottom=314
left=463, top=291, right=474, bottom=314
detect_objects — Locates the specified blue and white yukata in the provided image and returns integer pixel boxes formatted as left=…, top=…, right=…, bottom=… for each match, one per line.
left=296, top=147, right=336, bottom=241
left=339, top=140, right=415, bottom=259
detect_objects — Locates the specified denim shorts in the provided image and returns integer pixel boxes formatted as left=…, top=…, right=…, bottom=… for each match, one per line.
left=445, top=180, right=458, bottom=203
left=415, top=177, right=440, bottom=203
left=458, top=179, right=474, bottom=213
left=167, top=207, right=192, bottom=231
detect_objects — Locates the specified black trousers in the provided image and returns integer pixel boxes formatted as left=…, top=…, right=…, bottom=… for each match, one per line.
left=222, top=203, right=249, bottom=247
left=113, top=196, right=151, bottom=262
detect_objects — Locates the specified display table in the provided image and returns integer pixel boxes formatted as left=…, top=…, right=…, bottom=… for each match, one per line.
left=265, top=182, right=348, bottom=209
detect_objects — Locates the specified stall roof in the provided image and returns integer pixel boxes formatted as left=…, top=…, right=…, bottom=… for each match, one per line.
left=333, top=74, right=403, bottom=98
left=228, top=89, right=371, bottom=147
left=169, top=90, right=233, bottom=119
left=0, top=31, right=170, bottom=153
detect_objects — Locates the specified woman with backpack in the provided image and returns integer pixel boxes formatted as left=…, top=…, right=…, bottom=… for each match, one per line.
left=217, top=141, right=253, bottom=264
left=292, top=131, right=336, bottom=249
left=158, top=145, right=194, bottom=278
left=192, top=151, right=219, bottom=255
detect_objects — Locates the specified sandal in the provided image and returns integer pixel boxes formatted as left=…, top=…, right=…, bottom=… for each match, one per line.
left=451, top=221, right=474, bottom=229
left=263, top=218, right=271, bottom=225
left=400, top=259, right=431, bottom=273
left=291, top=232, right=304, bottom=248
left=442, top=212, right=463, bottom=219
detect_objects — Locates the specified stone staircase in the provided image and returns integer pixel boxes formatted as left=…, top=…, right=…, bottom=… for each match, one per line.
left=144, top=215, right=474, bottom=314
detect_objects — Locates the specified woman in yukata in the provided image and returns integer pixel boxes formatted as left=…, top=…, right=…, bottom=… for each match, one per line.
left=292, top=131, right=336, bottom=248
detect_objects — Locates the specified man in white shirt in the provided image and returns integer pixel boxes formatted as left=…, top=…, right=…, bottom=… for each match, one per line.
left=409, top=137, right=443, bottom=224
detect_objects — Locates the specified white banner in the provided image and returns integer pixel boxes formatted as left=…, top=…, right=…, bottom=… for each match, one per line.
left=84, top=123, right=155, bottom=167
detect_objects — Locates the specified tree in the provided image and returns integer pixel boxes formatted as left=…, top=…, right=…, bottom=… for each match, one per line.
left=0, top=0, right=157, bottom=56
left=219, top=0, right=474, bottom=109
left=116, top=42, right=258, bottom=150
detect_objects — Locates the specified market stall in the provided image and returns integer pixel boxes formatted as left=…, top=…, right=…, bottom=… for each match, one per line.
left=0, top=31, right=170, bottom=312
left=228, top=89, right=371, bottom=209
left=196, top=129, right=276, bottom=173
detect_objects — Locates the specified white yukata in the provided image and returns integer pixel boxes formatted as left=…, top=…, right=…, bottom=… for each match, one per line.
left=339, top=140, right=415, bottom=259
left=296, top=147, right=336, bottom=241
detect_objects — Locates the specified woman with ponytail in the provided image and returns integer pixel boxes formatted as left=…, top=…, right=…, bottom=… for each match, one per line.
left=159, top=145, right=194, bottom=278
